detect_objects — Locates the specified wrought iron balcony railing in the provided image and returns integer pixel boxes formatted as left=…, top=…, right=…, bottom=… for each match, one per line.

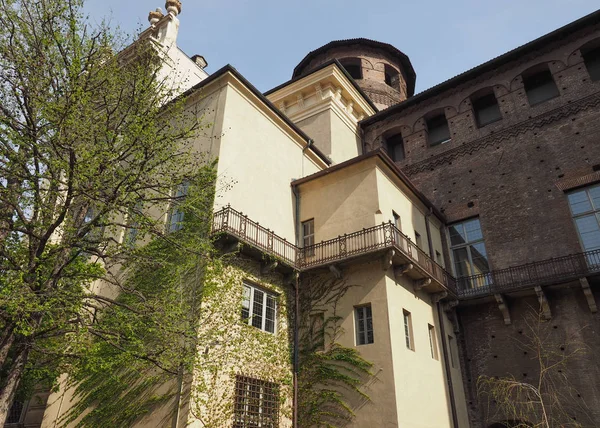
left=211, top=206, right=456, bottom=294
left=457, top=249, right=600, bottom=298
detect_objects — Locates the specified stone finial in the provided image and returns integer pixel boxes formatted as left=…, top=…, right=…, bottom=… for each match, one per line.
left=165, top=0, right=182, bottom=16
left=148, top=8, right=164, bottom=25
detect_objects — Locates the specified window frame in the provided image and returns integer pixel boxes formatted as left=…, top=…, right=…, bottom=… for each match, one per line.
left=403, top=309, right=414, bottom=351
left=582, top=45, right=600, bottom=81
left=168, top=181, right=189, bottom=232
left=355, top=304, right=374, bottom=345
left=384, top=133, right=405, bottom=162
left=301, top=218, right=315, bottom=256
left=426, top=114, right=452, bottom=147
left=242, top=282, right=278, bottom=334
left=567, top=184, right=600, bottom=253
left=472, top=92, right=502, bottom=128
left=233, top=375, right=280, bottom=428
left=428, top=324, right=439, bottom=360
left=523, top=68, right=560, bottom=106
left=448, top=217, right=491, bottom=288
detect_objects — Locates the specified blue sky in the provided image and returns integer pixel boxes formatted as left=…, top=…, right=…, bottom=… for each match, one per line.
left=84, top=1, right=599, bottom=94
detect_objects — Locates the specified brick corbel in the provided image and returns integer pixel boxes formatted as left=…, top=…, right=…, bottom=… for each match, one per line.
left=494, top=293, right=511, bottom=325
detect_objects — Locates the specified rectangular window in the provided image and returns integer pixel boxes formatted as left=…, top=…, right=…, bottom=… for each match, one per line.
left=414, top=231, right=422, bottom=250
left=393, top=211, right=401, bottom=231
left=340, top=58, right=362, bottom=80
left=523, top=69, right=559, bottom=105
left=302, top=219, right=315, bottom=256
left=449, top=218, right=490, bottom=289
left=242, top=282, right=277, bottom=334
left=472, top=93, right=502, bottom=127
left=385, top=134, right=405, bottom=162
left=448, top=335, right=457, bottom=368
left=428, top=324, right=438, bottom=360
left=168, top=181, right=189, bottom=232
left=310, top=312, right=325, bottom=351
left=567, top=184, right=600, bottom=254
left=403, top=309, right=414, bottom=350
left=583, top=46, right=600, bottom=81
left=6, top=400, right=25, bottom=424
left=233, top=375, right=279, bottom=428
left=355, top=305, right=374, bottom=345
left=426, top=114, right=451, bottom=146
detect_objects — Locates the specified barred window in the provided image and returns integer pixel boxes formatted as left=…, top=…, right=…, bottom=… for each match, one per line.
left=242, top=282, right=277, bottom=334
left=233, top=375, right=280, bottom=428
left=6, top=400, right=24, bottom=424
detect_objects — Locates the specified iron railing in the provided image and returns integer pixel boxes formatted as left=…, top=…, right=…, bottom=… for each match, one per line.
left=212, top=206, right=297, bottom=266
left=211, top=206, right=456, bottom=293
left=458, top=249, right=600, bottom=298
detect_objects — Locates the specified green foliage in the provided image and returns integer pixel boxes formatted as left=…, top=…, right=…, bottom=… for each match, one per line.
left=297, top=274, right=373, bottom=427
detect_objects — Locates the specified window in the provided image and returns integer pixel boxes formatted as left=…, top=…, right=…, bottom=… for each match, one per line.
left=472, top=92, right=502, bottom=127
left=582, top=45, right=600, bottom=81
left=426, top=114, right=451, bottom=146
left=355, top=305, right=374, bottom=345
left=340, top=58, right=362, bottom=80
left=414, top=231, right=422, bottom=250
left=6, top=400, right=24, bottom=424
left=449, top=218, right=490, bottom=288
left=309, top=312, right=325, bottom=351
left=384, top=64, right=399, bottom=89
left=233, top=375, right=279, bottom=428
left=523, top=68, right=559, bottom=105
left=567, top=184, right=600, bottom=253
left=435, top=250, right=443, bottom=266
left=403, top=309, right=414, bottom=350
left=168, top=181, right=189, bottom=232
left=242, top=282, right=277, bottom=334
left=393, top=211, right=401, bottom=231
left=385, top=133, right=405, bottom=162
left=302, top=219, right=314, bottom=256
left=125, top=202, right=143, bottom=247
left=448, top=335, right=457, bottom=368
left=428, top=324, right=438, bottom=360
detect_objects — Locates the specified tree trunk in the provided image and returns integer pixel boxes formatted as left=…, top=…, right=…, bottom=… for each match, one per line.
left=0, top=346, right=30, bottom=426
left=0, top=324, right=15, bottom=368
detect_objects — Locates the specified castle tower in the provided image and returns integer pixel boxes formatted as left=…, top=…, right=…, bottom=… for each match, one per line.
left=292, top=38, right=416, bottom=110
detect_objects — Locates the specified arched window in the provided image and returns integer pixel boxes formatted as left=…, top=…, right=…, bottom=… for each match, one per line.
left=580, top=39, right=600, bottom=81
left=521, top=64, right=559, bottom=106
left=384, top=64, right=400, bottom=89
left=384, top=133, right=405, bottom=162
left=470, top=88, right=502, bottom=128
left=339, top=58, right=362, bottom=80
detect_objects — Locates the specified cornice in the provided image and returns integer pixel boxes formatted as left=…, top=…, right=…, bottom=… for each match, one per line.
left=403, top=90, right=600, bottom=176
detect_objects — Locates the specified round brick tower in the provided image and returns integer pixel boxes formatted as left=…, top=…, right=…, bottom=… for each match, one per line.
left=292, top=38, right=416, bottom=110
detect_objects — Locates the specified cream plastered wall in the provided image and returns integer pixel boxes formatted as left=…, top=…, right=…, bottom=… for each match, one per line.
left=373, top=164, right=445, bottom=262
left=298, top=159, right=380, bottom=242
left=385, top=273, right=468, bottom=428
left=317, top=262, right=399, bottom=427
left=214, top=75, right=326, bottom=242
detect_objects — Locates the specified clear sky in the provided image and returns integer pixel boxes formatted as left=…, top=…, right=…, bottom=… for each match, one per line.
left=84, top=0, right=599, bottom=95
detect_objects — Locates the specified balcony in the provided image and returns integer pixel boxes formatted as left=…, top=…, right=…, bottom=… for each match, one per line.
left=457, top=250, right=600, bottom=299
left=211, top=206, right=456, bottom=295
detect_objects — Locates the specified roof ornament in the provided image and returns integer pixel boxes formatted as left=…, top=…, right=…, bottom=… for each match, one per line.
left=165, top=0, right=182, bottom=17
left=148, top=8, right=164, bottom=26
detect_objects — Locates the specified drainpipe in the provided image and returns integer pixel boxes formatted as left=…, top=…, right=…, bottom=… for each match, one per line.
left=437, top=301, right=459, bottom=428
left=425, top=207, right=434, bottom=258
left=293, top=273, right=300, bottom=428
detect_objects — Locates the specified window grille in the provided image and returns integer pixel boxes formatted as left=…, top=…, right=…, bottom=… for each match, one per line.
left=233, top=375, right=280, bottom=428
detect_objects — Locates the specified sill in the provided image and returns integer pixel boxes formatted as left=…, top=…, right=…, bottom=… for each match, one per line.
left=477, top=117, right=502, bottom=128
left=429, top=138, right=452, bottom=148
left=527, top=94, right=560, bottom=107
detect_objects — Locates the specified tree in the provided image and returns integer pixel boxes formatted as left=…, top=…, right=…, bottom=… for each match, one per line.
left=477, top=310, right=590, bottom=428
left=0, top=0, right=212, bottom=424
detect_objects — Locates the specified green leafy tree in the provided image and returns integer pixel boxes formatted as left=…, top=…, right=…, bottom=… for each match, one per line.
left=0, top=0, right=212, bottom=424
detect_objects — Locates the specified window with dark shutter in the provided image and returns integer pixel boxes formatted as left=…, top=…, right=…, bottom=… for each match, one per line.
left=340, top=58, right=362, bottom=80
left=426, top=114, right=451, bottom=146
left=472, top=93, right=502, bottom=127
left=523, top=69, right=559, bottom=105
left=583, top=46, right=600, bottom=81
left=385, top=133, right=405, bottom=162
